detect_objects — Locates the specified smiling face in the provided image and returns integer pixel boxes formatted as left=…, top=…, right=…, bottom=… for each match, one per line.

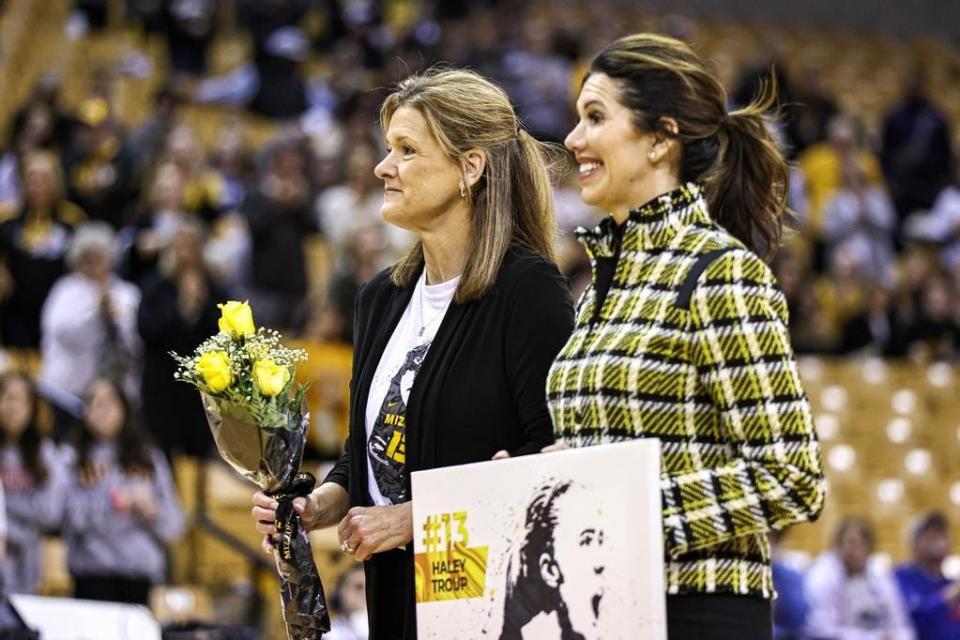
left=374, top=106, right=464, bottom=234
left=565, top=73, right=662, bottom=217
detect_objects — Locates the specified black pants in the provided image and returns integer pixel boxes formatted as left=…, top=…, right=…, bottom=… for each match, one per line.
left=667, top=594, right=772, bottom=640
left=73, top=575, right=152, bottom=606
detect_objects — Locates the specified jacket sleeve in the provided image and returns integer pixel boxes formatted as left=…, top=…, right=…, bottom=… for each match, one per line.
left=662, top=249, right=825, bottom=556
left=503, top=258, right=574, bottom=456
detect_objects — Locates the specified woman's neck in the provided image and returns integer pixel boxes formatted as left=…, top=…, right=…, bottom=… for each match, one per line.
left=610, top=173, right=681, bottom=224
left=419, top=204, right=470, bottom=284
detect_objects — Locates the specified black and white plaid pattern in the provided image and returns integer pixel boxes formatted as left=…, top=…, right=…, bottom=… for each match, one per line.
left=547, top=183, right=825, bottom=598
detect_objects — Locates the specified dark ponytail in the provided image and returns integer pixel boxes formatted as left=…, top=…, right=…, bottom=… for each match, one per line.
left=710, top=78, right=788, bottom=261
left=588, top=34, right=788, bottom=261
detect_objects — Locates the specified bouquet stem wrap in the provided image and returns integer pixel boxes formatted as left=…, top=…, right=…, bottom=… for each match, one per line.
left=202, top=393, right=330, bottom=639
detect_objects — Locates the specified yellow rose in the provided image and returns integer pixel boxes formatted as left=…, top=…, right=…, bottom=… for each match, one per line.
left=196, top=351, right=233, bottom=393
left=253, top=359, right=291, bottom=397
left=218, top=300, right=255, bottom=337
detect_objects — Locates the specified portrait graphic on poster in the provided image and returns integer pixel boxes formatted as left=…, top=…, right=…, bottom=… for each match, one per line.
left=412, top=439, right=666, bottom=640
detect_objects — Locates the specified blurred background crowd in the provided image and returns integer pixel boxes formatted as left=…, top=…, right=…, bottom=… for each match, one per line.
left=0, top=0, right=957, bottom=637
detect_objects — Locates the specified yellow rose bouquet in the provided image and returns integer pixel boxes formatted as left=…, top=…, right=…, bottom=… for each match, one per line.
left=173, top=301, right=329, bottom=639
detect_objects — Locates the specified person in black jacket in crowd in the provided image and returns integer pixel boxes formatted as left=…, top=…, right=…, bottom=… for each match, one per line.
left=137, top=218, right=223, bottom=458
left=0, top=150, right=85, bottom=350
left=250, top=69, right=574, bottom=639
left=242, top=138, right=317, bottom=332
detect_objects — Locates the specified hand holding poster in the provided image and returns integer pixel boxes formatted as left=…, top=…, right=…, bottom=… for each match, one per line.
left=412, top=439, right=666, bottom=640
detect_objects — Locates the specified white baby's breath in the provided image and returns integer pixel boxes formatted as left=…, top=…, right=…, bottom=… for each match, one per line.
left=172, top=326, right=309, bottom=430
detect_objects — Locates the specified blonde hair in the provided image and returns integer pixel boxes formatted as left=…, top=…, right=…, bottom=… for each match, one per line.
left=381, top=68, right=560, bottom=303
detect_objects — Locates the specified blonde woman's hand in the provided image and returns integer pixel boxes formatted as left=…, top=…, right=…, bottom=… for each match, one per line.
left=337, top=502, right=413, bottom=562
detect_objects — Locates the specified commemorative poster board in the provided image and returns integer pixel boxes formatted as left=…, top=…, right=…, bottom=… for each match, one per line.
left=412, top=439, right=666, bottom=640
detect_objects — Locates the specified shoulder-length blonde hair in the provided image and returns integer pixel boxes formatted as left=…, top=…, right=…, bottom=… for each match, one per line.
left=381, top=68, right=559, bottom=303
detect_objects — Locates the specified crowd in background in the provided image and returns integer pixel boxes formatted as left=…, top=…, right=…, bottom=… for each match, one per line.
left=0, top=0, right=957, bottom=636
left=770, top=513, right=960, bottom=639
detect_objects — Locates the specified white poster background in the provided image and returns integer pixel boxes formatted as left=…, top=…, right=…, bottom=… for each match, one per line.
left=412, top=439, right=666, bottom=640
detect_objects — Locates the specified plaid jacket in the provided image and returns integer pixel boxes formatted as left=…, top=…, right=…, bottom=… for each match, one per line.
left=547, top=183, right=825, bottom=599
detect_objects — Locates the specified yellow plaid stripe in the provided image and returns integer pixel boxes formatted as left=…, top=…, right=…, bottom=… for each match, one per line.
left=547, top=183, right=825, bottom=598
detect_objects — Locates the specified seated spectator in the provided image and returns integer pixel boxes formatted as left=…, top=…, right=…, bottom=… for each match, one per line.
left=919, top=161, right=960, bottom=273
left=901, top=275, right=959, bottom=363
left=894, top=512, right=960, bottom=640
left=839, top=286, right=907, bottom=357
left=0, top=371, right=65, bottom=594
left=137, top=219, right=222, bottom=459
left=774, top=250, right=835, bottom=353
left=0, top=151, right=86, bottom=350
left=813, top=249, right=869, bottom=351
left=822, top=158, right=897, bottom=284
left=797, top=114, right=885, bottom=250
left=771, top=528, right=810, bottom=640
left=805, top=517, right=914, bottom=639
left=62, top=378, right=184, bottom=605
left=327, top=564, right=368, bottom=640
left=38, top=222, right=141, bottom=436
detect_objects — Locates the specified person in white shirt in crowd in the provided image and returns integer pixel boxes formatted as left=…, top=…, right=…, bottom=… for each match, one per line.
left=0, top=371, right=65, bottom=594
left=821, top=157, right=897, bottom=283
left=37, top=222, right=141, bottom=437
left=917, top=162, right=960, bottom=273
left=805, top=517, right=915, bottom=640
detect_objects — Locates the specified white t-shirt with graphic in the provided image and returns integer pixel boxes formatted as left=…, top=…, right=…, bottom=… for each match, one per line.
left=365, top=271, right=460, bottom=506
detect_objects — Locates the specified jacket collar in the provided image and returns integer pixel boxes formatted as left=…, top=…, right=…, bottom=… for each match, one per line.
left=575, top=182, right=711, bottom=257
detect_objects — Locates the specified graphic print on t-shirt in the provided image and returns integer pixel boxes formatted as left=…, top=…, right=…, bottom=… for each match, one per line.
left=367, top=341, right=431, bottom=504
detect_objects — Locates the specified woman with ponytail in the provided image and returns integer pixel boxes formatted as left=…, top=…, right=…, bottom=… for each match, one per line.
left=546, top=34, right=826, bottom=639
left=250, top=68, right=574, bottom=638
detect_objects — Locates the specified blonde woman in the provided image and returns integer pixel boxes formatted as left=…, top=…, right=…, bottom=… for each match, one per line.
left=251, top=69, right=574, bottom=638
